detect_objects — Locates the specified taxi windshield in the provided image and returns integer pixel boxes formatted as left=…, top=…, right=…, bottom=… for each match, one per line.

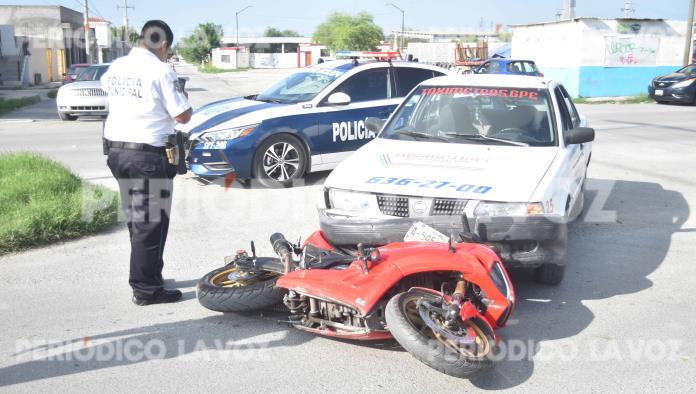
left=380, top=86, right=557, bottom=147
left=256, top=69, right=343, bottom=104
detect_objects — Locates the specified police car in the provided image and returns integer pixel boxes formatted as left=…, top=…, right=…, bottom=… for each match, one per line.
left=318, top=74, right=594, bottom=284
left=180, top=60, right=450, bottom=185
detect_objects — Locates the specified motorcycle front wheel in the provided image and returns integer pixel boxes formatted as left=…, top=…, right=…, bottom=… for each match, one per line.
left=385, top=289, right=495, bottom=378
left=197, top=265, right=286, bottom=312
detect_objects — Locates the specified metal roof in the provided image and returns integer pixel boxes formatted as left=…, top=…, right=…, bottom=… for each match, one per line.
left=510, top=17, right=667, bottom=28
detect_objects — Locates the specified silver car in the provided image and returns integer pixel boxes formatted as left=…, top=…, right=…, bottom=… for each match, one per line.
left=56, top=64, right=110, bottom=120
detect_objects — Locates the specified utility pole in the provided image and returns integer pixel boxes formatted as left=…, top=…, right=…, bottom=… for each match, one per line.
left=685, top=0, right=695, bottom=66
left=236, top=5, right=252, bottom=46
left=117, top=0, right=135, bottom=43
left=621, top=0, right=635, bottom=18
left=83, top=0, right=91, bottom=63
left=386, top=3, right=404, bottom=52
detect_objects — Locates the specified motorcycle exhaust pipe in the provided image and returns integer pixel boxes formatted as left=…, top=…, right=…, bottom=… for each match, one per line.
left=270, top=233, right=293, bottom=273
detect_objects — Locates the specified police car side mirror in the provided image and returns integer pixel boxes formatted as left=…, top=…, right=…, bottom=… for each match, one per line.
left=566, top=127, right=595, bottom=145
left=365, top=117, right=386, bottom=133
left=327, top=92, right=351, bottom=106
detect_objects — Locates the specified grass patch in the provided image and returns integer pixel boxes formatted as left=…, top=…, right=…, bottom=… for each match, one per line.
left=0, top=153, right=120, bottom=255
left=47, top=89, right=58, bottom=99
left=0, top=95, right=40, bottom=114
left=574, top=94, right=653, bottom=104
left=197, top=64, right=250, bottom=74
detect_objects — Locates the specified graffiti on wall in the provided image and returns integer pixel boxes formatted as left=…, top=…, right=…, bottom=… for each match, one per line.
left=604, top=36, right=659, bottom=67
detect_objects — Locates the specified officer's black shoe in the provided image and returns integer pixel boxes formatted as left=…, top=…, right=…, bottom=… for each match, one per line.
left=132, top=289, right=182, bottom=306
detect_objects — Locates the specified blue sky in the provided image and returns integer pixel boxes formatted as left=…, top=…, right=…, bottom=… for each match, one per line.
left=3, top=0, right=692, bottom=40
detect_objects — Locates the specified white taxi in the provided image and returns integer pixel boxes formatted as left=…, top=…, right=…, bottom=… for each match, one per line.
left=318, top=75, right=594, bottom=284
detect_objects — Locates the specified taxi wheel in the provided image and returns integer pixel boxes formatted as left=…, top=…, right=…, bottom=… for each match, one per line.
left=254, top=135, right=307, bottom=188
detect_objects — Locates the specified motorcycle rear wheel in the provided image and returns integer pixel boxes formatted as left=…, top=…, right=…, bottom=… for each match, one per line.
left=385, top=289, right=494, bottom=378
left=197, top=265, right=286, bottom=312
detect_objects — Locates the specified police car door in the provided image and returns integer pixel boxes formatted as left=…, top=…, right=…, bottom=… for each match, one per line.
left=313, top=66, right=399, bottom=165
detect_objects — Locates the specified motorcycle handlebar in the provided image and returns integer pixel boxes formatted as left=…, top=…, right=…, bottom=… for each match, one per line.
left=270, top=233, right=293, bottom=259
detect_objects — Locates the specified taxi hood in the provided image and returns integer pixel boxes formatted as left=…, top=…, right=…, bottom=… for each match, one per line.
left=324, top=138, right=558, bottom=202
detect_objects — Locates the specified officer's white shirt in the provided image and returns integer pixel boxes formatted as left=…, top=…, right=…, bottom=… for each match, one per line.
left=101, top=47, right=190, bottom=147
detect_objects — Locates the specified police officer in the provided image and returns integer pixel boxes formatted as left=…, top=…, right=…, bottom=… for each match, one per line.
left=101, top=20, right=192, bottom=306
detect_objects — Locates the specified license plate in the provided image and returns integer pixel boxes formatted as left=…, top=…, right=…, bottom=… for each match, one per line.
left=404, top=222, right=449, bottom=243
left=202, top=141, right=227, bottom=149
left=655, top=89, right=664, bottom=96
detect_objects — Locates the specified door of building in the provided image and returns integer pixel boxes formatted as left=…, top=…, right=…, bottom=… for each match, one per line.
left=46, top=49, right=53, bottom=81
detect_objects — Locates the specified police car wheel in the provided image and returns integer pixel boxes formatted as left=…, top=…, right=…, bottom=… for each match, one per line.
left=254, top=135, right=306, bottom=187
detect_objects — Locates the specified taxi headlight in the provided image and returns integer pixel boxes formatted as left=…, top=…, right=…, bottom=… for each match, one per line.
left=328, top=189, right=378, bottom=213
left=200, top=124, right=258, bottom=142
left=672, top=78, right=696, bottom=89
left=57, top=88, right=72, bottom=97
left=474, top=202, right=545, bottom=217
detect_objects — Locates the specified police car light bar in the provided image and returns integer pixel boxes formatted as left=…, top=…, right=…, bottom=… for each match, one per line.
left=335, top=50, right=402, bottom=60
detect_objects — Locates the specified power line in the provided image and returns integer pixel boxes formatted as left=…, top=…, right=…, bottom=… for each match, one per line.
left=117, top=0, right=135, bottom=34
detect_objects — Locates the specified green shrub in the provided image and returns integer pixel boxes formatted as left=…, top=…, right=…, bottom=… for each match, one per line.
left=0, top=96, right=40, bottom=114
left=0, top=153, right=120, bottom=255
left=197, top=64, right=249, bottom=73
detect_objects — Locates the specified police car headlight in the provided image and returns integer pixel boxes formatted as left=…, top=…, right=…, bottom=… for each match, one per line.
left=200, top=124, right=258, bottom=142
left=328, top=189, right=379, bottom=213
left=474, top=202, right=545, bottom=217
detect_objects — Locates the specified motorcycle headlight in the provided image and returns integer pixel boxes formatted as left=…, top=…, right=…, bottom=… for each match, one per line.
left=199, top=124, right=258, bottom=142
left=672, top=78, right=696, bottom=89
left=328, top=189, right=379, bottom=213
left=474, top=202, right=544, bottom=217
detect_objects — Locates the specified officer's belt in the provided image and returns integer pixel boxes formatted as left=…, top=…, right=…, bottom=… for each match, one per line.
left=107, top=140, right=166, bottom=154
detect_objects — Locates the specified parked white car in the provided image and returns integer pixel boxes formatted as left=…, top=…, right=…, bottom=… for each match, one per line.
left=318, top=74, right=594, bottom=284
left=56, top=64, right=110, bottom=120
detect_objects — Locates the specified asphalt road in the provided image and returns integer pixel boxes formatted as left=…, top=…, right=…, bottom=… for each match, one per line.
left=0, top=64, right=694, bottom=392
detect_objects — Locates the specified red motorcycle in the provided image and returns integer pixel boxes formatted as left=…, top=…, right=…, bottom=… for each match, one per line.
left=197, top=224, right=515, bottom=378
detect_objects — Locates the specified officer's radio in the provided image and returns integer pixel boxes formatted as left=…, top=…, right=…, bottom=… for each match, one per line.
left=166, top=131, right=188, bottom=175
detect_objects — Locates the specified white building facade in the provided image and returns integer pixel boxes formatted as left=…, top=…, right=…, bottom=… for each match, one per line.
left=512, top=18, right=690, bottom=97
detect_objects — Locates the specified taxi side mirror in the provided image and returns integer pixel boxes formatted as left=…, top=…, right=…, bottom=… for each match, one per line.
left=365, top=117, right=385, bottom=133
left=566, top=127, right=595, bottom=145
left=327, top=92, right=351, bottom=106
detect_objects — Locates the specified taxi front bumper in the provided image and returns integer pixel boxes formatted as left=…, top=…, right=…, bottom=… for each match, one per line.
left=318, top=209, right=567, bottom=268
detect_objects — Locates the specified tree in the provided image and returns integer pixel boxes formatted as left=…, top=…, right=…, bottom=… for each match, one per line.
left=497, top=32, right=513, bottom=43
left=110, top=26, right=139, bottom=44
left=313, top=12, right=383, bottom=51
left=179, top=23, right=222, bottom=64
left=264, top=27, right=301, bottom=37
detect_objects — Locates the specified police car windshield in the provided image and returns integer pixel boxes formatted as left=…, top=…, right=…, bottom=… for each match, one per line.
left=77, top=65, right=109, bottom=81
left=256, top=69, right=342, bottom=104
left=381, top=86, right=557, bottom=147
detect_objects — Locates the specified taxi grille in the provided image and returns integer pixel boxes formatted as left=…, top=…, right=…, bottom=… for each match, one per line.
left=375, top=195, right=469, bottom=218
left=74, top=88, right=107, bottom=97
left=377, top=195, right=409, bottom=217
left=432, top=198, right=468, bottom=216
left=69, top=106, right=106, bottom=111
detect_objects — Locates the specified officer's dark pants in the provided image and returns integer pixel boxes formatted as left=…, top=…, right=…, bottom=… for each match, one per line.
left=107, top=148, right=176, bottom=299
